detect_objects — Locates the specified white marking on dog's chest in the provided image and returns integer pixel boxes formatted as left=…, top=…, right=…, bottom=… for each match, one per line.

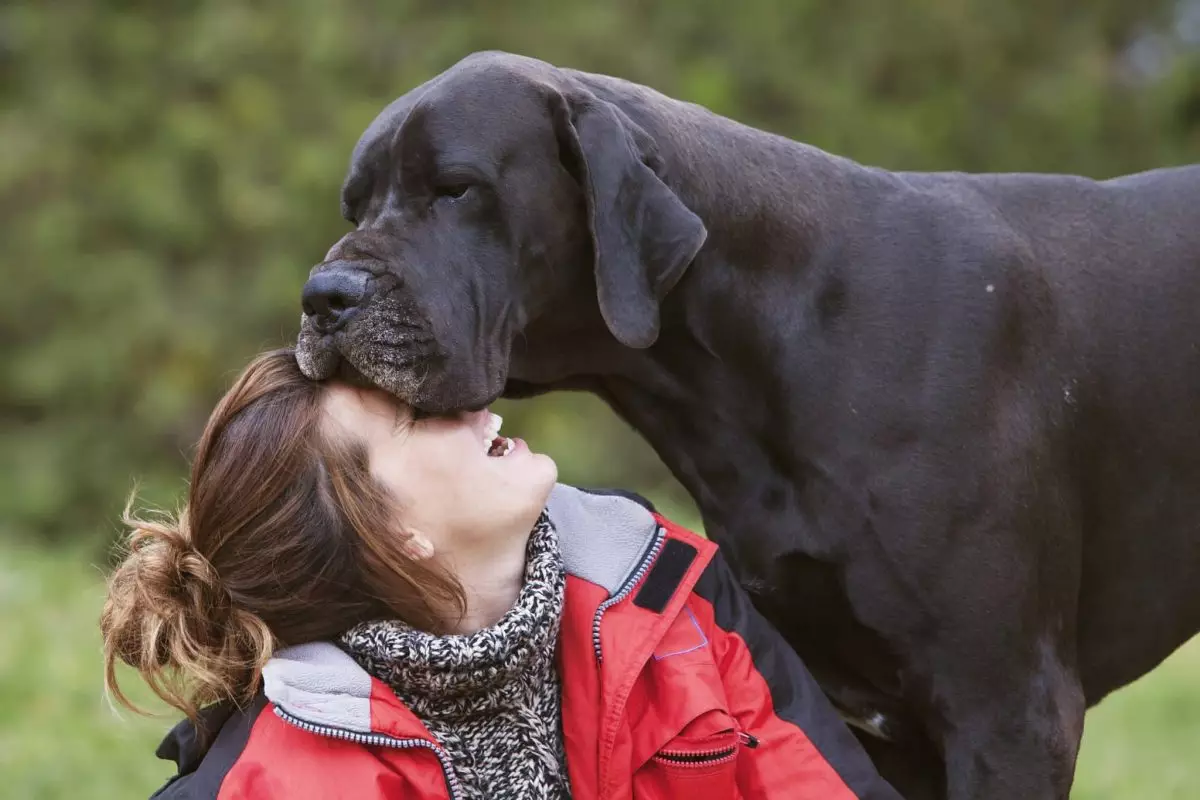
left=841, top=710, right=892, bottom=741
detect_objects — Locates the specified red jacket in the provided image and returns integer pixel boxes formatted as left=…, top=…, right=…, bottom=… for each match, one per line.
left=151, top=487, right=898, bottom=799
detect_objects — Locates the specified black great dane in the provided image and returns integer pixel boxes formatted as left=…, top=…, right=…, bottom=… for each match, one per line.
left=296, top=52, right=1200, bottom=799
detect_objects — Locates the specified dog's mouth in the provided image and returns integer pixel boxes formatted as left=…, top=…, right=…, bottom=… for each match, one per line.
left=328, top=356, right=373, bottom=389
left=295, top=305, right=506, bottom=414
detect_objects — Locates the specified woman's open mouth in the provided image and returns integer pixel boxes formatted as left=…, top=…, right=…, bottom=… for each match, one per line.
left=483, top=412, right=516, bottom=457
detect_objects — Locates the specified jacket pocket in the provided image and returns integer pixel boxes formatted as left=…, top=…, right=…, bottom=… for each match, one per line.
left=635, top=709, right=748, bottom=799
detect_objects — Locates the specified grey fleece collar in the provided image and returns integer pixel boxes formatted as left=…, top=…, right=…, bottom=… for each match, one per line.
left=546, top=483, right=658, bottom=595
left=262, top=641, right=375, bottom=733
left=263, top=484, right=660, bottom=734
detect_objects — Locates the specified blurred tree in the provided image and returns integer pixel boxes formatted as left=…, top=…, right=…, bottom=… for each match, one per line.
left=1, top=0, right=1196, bottom=547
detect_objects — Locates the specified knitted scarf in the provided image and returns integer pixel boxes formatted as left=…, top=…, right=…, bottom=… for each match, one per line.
left=339, top=512, right=571, bottom=799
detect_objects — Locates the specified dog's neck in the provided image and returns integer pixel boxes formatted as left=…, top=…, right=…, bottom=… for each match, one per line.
left=511, top=84, right=893, bottom=541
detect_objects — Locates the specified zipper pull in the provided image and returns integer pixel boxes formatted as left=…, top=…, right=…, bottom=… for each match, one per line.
left=739, top=731, right=759, bottom=749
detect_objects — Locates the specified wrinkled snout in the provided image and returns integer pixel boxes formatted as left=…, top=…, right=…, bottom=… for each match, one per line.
left=301, top=263, right=371, bottom=334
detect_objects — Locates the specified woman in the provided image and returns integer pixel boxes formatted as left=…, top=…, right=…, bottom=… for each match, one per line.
left=103, top=348, right=898, bottom=800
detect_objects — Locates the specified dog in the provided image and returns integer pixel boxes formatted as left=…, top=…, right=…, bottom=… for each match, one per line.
left=295, top=52, right=1200, bottom=799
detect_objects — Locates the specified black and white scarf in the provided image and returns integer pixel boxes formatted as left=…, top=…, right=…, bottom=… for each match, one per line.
left=340, top=512, right=571, bottom=800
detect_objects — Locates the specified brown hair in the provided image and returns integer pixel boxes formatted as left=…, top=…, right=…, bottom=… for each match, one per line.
left=101, top=347, right=464, bottom=727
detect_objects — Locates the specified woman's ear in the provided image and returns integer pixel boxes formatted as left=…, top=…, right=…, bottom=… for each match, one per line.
left=403, top=531, right=436, bottom=560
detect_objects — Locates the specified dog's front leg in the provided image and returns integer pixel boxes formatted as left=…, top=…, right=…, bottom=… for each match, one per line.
left=931, top=642, right=1086, bottom=800
left=854, top=422, right=1087, bottom=799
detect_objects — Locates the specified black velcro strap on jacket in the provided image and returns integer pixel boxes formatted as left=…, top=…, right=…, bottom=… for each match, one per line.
left=634, top=538, right=697, bottom=613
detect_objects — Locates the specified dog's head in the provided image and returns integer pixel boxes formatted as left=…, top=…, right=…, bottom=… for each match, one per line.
left=295, top=52, right=706, bottom=411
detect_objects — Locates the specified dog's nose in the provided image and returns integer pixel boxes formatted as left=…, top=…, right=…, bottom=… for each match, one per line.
left=301, top=265, right=370, bottom=334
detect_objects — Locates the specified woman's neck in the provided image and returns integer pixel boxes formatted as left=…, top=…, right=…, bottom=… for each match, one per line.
left=445, top=520, right=534, bottom=634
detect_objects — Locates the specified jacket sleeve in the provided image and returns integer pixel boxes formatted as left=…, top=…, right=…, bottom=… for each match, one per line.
left=690, top=546, right=903, bottom=800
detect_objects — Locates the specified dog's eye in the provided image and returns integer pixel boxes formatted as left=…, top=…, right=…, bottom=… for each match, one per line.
left=433, top=182, right=473, bottom=201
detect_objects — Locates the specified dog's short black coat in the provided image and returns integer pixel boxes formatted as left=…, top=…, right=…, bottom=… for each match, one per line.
left=296, top=52, right=1200, bottom=799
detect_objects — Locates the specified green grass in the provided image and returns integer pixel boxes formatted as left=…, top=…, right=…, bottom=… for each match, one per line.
left=1, top=540, right=1196, bottom=799
left=0, top=540, right=176, bottom=799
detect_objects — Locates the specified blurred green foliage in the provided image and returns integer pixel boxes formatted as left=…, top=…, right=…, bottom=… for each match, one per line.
left=1, top=1, right=1198, bottom=794
left=4, top=0, right=1199, bottom=547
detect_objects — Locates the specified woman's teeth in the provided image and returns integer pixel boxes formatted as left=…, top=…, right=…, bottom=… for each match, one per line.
left=483, top=413, right=516, bottom=457
left=488, top=437, right=515, bottom=457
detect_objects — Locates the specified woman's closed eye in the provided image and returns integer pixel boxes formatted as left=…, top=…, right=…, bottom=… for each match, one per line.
left=391, top=406, right=430, bottom=434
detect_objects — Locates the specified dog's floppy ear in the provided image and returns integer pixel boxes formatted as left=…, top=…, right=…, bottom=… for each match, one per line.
left=553, top=92, right=707, bottom=348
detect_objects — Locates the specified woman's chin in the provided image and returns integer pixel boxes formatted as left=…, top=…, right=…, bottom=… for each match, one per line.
left=527, top=452, right=559, bottom=495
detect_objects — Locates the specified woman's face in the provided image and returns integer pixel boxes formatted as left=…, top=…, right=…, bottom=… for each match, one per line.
left=321, top=384, right=557, bottom=560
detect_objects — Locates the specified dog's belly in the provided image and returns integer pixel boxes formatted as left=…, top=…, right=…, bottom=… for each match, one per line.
left=1064, top=257, right=1200, bottom=701
left=1075, top=454, right=1200, bottom=703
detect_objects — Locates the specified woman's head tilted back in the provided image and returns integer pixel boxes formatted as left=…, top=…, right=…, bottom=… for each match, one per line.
left=102, top=348, right=556, bottom=724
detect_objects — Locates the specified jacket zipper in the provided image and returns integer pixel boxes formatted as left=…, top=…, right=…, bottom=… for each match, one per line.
left=655, top=744, right=738, bottom=765
left=590, top=524, right=758, bottom=792
left=654, top=731, right=760, bottom=767
left=591, top=524, right=667, bottom=664
left=273, top=706, right=464, bottom=800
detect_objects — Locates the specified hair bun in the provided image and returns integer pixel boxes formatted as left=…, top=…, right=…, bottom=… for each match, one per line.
left=132, top=516, right=231, bottom=626
left=102, top=496, right=273, bottom=721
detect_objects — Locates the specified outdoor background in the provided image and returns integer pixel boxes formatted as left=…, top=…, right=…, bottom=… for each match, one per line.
left=2, top=1, right=1199, bottom=797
